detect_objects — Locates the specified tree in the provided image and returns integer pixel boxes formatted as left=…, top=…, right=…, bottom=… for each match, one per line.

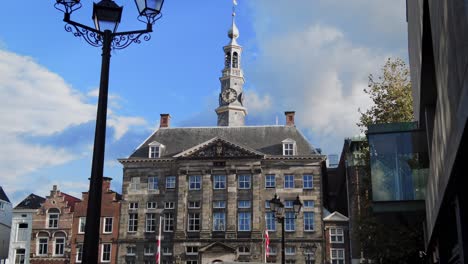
left=354, top=58, right=423, bottom=263
left=358, top=57, right=414, bottom=131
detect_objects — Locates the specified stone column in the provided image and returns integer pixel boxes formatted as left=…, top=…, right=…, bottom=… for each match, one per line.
left=175, top=174, right=187, bottom=240
left=226, top=171, right=237, bottom=239
left=200, top=172, right=212, bottom=239
left=251, top=171, right=262, bottom=239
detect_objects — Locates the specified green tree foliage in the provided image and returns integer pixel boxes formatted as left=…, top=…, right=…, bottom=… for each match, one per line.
left=354, top=58, right=423, bottom=263
left=358, top=57, right=414, bottom=131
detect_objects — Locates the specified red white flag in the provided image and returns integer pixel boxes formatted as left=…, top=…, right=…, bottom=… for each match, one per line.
left=265, top=221, right=270, bottom=262
left=156, top=216, right=162, bottom=264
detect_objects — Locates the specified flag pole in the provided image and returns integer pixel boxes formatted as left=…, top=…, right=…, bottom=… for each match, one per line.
left=156, top=215, right=162, bottom=264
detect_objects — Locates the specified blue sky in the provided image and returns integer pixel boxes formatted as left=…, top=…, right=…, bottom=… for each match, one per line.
left=0, top=0, right=408, bottom=204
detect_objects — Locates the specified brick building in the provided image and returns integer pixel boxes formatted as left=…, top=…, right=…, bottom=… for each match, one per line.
left=70, top=177, right=122, bottom=264
left=323, top=211, right=350, bottom=264
left=116, top=6, right=326, bottom=264
left=30, top=185, right=80, bottom=264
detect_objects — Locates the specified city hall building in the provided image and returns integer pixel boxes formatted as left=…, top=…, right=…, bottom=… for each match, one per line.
left=117, top=8, right=326, bottom=264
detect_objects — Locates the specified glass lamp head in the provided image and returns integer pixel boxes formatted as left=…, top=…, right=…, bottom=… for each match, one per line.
left=92, top=0, right=123, bottom=33
left=134, top=0, right=164, bottom=24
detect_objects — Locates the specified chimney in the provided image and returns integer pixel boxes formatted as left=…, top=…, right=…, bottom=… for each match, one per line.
left=160, top=114, right=171, bottom=128
left=103, top=177, right=112, bottom=192
left=285, top=111, right=295, bottom=126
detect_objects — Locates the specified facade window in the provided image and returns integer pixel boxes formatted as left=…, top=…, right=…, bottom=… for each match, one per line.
left=269, top=246, right=277, bottom=255
left=238, top=174, right=251, bottom=189
left=129, top=202, right=139, bottom=210
left=188, top=201, right=201, bottom=209
left=38, top=237, right=48, bottom=255
left=144, top=246, right=154, bottom=255
left=163, top=247, right=172, bottom=255
left=47, top=208, right=60, bottom=228
left=187, top=261, right=198, bottom=264
left=101, top=244, right=111, bottom=262
left=103, top=217, right=113, bottom=233
left=146, top=213, right=156, bottom=232
left=164, top=213, right=174, bottom=232
left=76, top=244, right=83, bottom=263
left=213, top=175, right=226, bottom=189
left=266, top=212, right=276, bottom=231
left=284, top=200, right=294, bottom=208
left=285, top=246, right=296, bottom=255
left=284, top=175, right=295, bottom=188
left=331, top=249, right=345, bottom=264
left=188, top=213, right=200, bottom=231
left=54, top=237, right=65, bottom=256
left=17, top=223, right=28, bottom=242
left=303, top=200, right=314, bottom=208
left=238, top=200, right=251, bottom=208
left=265, top=174, right=276, bottom=188
left=303, top=212, right=314, bottom=231
left=284, top=143, right=294, bottom=155
left=186, top=246, right=199, bottom=255
left=189, top=175, right=201, bottom=190
left=15, top=249, right=25, bottom=264
left=0, top=202, right=4, bottom=210
left=213, top=212, right=226, bottom=231
left=303, top=175, right=313, bottom=189
left=238, top=246, right=250, bottom=255
left=285, top=260, right=296, bottom=264
left=147, top=202, right=157, bottom=209
left=330, top=228, right=344, bottom=243
left=232, top=52, right=239, bottom=68
left=78, top=217, right=86, bottom=234
left=148, top=176, right=158, bottom=190
left=213, top=201, right=226, bottom=208
left=128, top=213, right=138, bottom=232
left=149, top=146, right=160, bottom=158
left=129, top=177, right=140, bottom=191
left=166, top=176, right=176, bottom=189
left=164, top=202, right=175, bottom=209
left=238, top=212, right=251, bottom=231
left=127, top=246, right=136, bottom=256
left=285, top=211, right=295, bottom=232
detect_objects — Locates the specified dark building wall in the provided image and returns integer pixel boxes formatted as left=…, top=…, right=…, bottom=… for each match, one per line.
left=407, top=0, right=468, bottom=262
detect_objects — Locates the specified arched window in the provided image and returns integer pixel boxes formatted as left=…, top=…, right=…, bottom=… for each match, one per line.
left=225, top=52, right=231, bottom=68
left=37, top=232, right=49, bottom=256
left=53, top=232, right=66, bottom=256
left=47, top=208, right=60, bottom=228
left=232, top=52, right=239, bottom=68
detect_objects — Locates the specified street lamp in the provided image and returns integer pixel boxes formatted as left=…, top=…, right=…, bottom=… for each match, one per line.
left=53, top=0, right=165, bottom=263
left=269, top=194, right=303, bottom=264
left=302, top=244, right=317, bottom=264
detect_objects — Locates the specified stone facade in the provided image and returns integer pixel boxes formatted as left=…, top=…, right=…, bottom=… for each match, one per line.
left=30, top=186, right=80, bottom=264
left=70, top=178, right=122, bottom=264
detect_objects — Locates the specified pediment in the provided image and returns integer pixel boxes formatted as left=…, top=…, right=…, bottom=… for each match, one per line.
left=323, top=211, right=349, bottom=222
left=174, top=137, right=264, bottom=159
left=199, top=242, right=237, bottom=253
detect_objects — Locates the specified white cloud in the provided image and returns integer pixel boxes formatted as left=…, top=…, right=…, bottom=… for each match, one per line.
left=108, top=116, right=148, bottom=141
left=244, top=89, right=272, bottom=113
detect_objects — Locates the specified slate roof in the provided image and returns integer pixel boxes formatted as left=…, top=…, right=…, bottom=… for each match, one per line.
left=0, top=187, right=10, bottom=203
left=130, top=126, right=318, bottom=158
left=15, top=194, right=45, bottom=209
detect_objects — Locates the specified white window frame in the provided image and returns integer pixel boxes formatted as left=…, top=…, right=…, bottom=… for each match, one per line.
left=54, top=237, right=65, bottom=256
left=186, top=246, right=199, bottom=255
left=266, top=212, right=276, bottom=231
left=147, top=202, right=157, bottom=209
left=47, top=211, right=59, bottom=229
left=149, top=146, right=160, bottom=158
left=282, top=139, right=296, bottom=156
left=303, top=212, right=314, bottom=231
left=76, top=244, right=83, bottom=263
left=189, top=175, right=201, bottom=190
left=16, top=223, right=28, bottom=242
left=164, top=202, right=175, bottom=209
left=284, top=200, right=294, bottom=208
left=129, top=202, right=139, bottom=210
left=330, top=228, right=344, bottom=243
left=186, top=261, right=198, bottom=264
left=285, top=246, right=296, bottom=255
left=103, top=217, right=113, bottom=234
left=238, top=246, right=250, bottom=255
left=285, top=211, right=296, bottom=232
left=78, top=217, right=86, bottom=234
left=164, top=213, right=174, bottom=232
left=187, top=213, right=200, bottom=232
left=128, top=213, right=138, bottom=233
left=238, top=212, right=251, bottom=231
left=166, top=176, right=176, bottom=189
left=213, top=175, right=226, bottom=189
left=213, top=212, right=226, bottom=231
left=148, top=176, right=158, bottom=191
left=101, top=243, right=112, bottom=263
left=144, top=245, right=155, bottom=256
left=284, top=175, right=295, bottom=188
left=146, top=213, right=156, bottom=233
left=265, top=174, right=276, bottom=188
left=14, top=248, right=25, bottom=264
left=213, top=201, right=226, bottom=209
left=163, top=247, right=172, bottom=256
left=238, top=174, right=251, bottom=189
left=303, top=200, right=314, bottom=208
left=127, top=246, right=136, bottom=256
left=269, top=246, right=277, bottom=255
left=238, top=200, right=251, bottom=208
left=129, top=177, right=140, bottom=191
left=331, top=248, right=345, bottom=264
left=188, top=201, right=201, bottom=209
left=303, top=174, right=313, bottom=189
left=37, top=237, right=48, bottom=256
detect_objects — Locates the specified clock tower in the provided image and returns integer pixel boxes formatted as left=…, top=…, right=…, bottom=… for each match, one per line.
left=215, top=5, right=247, bottom=127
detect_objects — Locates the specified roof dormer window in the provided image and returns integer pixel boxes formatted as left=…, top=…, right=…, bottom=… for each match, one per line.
left=282, top=138, right=296, bottom=156
left=148, top=141, right=165, bottom=158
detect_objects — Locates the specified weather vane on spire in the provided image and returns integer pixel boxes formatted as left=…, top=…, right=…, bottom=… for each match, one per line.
left=232, top=0, right=237, bottom=16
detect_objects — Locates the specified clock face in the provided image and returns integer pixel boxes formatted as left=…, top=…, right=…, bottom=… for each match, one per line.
left=222, top=88, right=237, bottom=103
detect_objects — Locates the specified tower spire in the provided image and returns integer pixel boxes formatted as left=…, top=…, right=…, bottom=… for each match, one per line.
left=215, top=0, right=247, bottom=126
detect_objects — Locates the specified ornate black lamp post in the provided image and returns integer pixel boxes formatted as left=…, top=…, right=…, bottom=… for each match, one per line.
left=53, top=0, right=165, bottom=263
left=269, top=194, right=303, bottom=264
left=302, top=243, right=318, bottom=264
